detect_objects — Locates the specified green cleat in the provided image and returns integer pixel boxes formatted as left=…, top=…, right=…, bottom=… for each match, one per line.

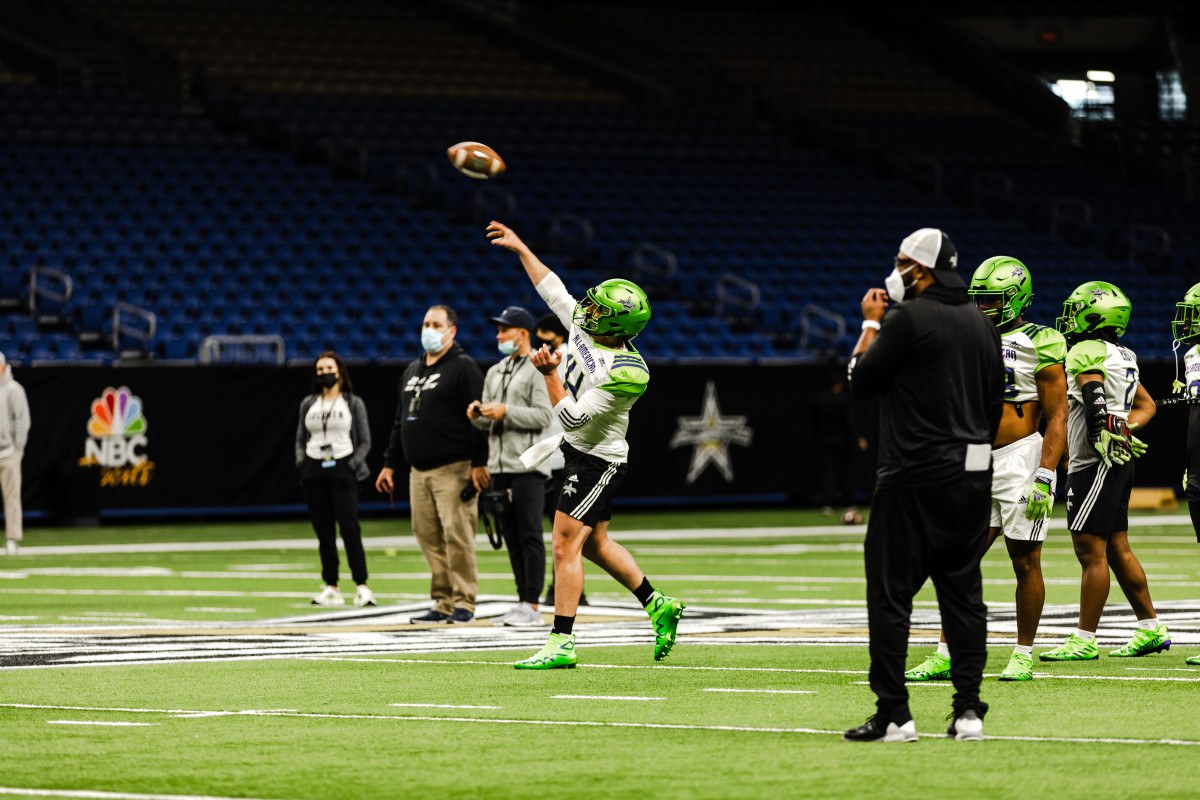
left=646, top=591, right=685, bottom=662
left=998, top=652, right=1034, bottom=681
left=1038, top=634, right=1099, bottom=661
left=513, top=632, right=578, bottom=670
left=904, top=651, right=951, bottom=681
left=1186, top=654, right=1200, bottom=666
left=1109, top=625, right=1171, bottom=658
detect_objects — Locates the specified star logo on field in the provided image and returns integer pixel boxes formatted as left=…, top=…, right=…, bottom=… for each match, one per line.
left=669, top=381, right=754, bottom=484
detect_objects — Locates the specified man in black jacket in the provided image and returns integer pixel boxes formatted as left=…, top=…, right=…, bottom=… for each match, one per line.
left=844, top=229, right=1004, bottom=743
left=375, top=305, right=489, bottom=624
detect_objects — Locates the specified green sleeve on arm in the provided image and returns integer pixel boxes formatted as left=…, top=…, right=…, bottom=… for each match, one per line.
left=1066, top=339, right=1108, bottom=379
left=601, top=364, right=649, bottom=398
left=1032, top=327, right=1067, bottom=374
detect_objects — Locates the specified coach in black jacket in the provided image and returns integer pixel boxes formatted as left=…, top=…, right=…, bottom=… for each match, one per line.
left=844, top=229, right=1004, bottom=743
left=375, top=305, right=488, bottom=625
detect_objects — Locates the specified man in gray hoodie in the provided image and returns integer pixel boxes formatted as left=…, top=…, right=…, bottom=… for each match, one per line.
left=468, top=306, right=553, bottom=627
left=0, top=352, right=30, bottom=555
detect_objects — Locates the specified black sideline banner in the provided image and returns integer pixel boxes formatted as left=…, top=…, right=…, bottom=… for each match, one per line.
left=15, top=361, right=1190, bottom=519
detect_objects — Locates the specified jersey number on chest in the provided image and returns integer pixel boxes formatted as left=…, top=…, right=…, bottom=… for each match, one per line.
left=563, top=354, right=585, bottom=401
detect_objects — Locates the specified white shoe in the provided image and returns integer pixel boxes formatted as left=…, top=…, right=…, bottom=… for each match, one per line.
left=506, top=602, right=546, bottom=627
left=311, top=585, right=345, bottom=607
left=353, top=586, right=376, bottom=607
left=884, top=720, right=919, bottom=742
left=949, top=710, right=984, bottom=741
left=4, top=540, right=16, bottom=556
left=491, top=604, right=522, bottom=627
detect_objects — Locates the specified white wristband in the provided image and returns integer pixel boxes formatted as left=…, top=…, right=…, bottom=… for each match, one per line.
left=861, top=320, right=881, bottom=332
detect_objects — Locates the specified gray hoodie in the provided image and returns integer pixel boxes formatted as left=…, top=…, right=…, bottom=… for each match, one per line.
left=471, top=353, right=553, bottom=475
left=0, top=368, right=30, bottom=459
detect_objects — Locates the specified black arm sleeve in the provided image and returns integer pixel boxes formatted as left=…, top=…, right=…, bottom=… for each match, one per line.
left=463, top=359, right=489, bottom=468
left=847, top=308, right=914, bottom=399
left=1081, top=380, right=1110, bottom=438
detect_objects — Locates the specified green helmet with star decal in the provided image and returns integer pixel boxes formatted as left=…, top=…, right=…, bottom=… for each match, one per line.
left=968, top=256, right=1033, bottom=327
left=1172, top=282, right=1200, bottom=344
left=573, top=278, right=651, bottom=338
left=1056, top=280, right=1131, bottom=341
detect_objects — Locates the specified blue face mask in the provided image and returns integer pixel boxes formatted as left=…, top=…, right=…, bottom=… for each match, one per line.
left=421, top=328, right=446, bottom=353
left=497, top=339, right=519, bottom=356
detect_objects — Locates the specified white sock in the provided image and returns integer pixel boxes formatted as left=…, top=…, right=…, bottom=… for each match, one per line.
left=1137, top=617, right=1159, bottom=631
left=1074, top=628, right=1097, bottom=641
left=1013, top=644, right=1033, bottom=657
left=937, top=641, right=951, bottom=658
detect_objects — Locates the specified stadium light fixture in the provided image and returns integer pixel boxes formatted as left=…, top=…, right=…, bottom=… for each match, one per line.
left=1086, top=70, right=1116, bottom=82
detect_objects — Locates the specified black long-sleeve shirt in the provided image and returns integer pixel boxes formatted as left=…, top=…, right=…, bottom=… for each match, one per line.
left=382, top=342, right=487, bottom=472
left=848, top=284, right=1004, bottom=489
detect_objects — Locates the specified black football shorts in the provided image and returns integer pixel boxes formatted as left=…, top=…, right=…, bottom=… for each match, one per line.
left=555, top=442, right=628, bottom=528
left=1066, top=460, right=1133, bottom=535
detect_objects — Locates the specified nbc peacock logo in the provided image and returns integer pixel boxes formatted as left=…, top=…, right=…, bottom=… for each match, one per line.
left=79, top=386, right=155, bottom=487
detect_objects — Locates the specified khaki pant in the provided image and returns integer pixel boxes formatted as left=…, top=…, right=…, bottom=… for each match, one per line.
left=0, top=451, right=21, bottom=542
left=409, top=460, right=478, bottom=614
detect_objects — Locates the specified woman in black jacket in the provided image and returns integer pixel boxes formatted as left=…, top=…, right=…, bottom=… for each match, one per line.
left=295, top=351, right=374, bottom=607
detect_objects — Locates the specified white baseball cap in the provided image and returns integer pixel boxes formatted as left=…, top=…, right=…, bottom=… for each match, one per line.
left=899, top=228, right=964, bottom=288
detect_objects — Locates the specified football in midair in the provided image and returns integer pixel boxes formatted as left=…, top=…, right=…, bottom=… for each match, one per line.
left=446, top=141, right=505, bottom=180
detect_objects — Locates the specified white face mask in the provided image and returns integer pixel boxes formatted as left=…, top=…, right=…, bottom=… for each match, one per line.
left=885, top=263, right=918, bottom=302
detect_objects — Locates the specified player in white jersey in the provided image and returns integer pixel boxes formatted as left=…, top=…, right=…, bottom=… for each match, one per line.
left=905, top=256, right=1068, bottom=683
left=1170, top=282, right=1200, bottom=666
left=1039, top=281, right=1170, bottom=662
left=486, top=221, right=686, bottom=670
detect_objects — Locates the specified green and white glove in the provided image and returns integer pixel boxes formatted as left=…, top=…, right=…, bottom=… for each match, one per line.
left=1094, top=415, right=1132, bottom=467
left=1130, top=436, right=1148, bottom=458
left=1025, top=467, right=1055, bottom=520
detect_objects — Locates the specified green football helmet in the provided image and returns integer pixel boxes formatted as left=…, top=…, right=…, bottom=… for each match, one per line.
left=968, top=256, right=1033, bottom=326
left=1172, top=282, right=1200, bottom=344
left=1056, top=280, right=1131, bottom=340
left=573, top=278, right=651, bottom=338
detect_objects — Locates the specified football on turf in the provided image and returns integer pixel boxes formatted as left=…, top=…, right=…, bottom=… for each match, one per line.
left=447, top=141, right=505, bottom=179
left=841, top=510, right=863, bottom=525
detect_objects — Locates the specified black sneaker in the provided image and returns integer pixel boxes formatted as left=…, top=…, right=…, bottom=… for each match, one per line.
left=946, top=709, right=984, bottom=741
left=409, top=609, right=450, bottom=624
left=844, top=715, right=918, bottom=742
left=447, top=608, right=474, bottom=624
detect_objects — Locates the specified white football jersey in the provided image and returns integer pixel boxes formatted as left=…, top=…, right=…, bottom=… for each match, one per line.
left=536, top=272, right=649, bottom=464
left=1065, top=339, right=1139, bottom=473
left=1000, top=322, right=1066, bottom=403
left=1184, top=345, right=1200, bottom=398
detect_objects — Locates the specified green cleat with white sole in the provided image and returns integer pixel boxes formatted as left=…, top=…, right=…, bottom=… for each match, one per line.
left=1109, top=625, right=1171, bottom=658
left=646, top=591, right=685, bottom=661
left=1039, top=634, right=1099, bottom=661
left=998, top=652, right=1034, bottom=681
left=904, top=651, right=951, bottom=681
left=514, top=632, right=578, bottom=670
left=1186, top=654, right=1200, bottom=666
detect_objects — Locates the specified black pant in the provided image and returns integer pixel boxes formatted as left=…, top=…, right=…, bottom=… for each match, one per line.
left=493, top=472, right=547, bottom=605
left=1190, top=499, right=1200, bottom=544
left=301, top=457, right=367, bottom=587
left=864, top=477, right=990, bottom=723
left=544, top=469, right=565, bottom=525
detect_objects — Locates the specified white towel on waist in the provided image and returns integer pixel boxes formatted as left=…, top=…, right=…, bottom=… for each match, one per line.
left=520, top=433, right=565, bottom=470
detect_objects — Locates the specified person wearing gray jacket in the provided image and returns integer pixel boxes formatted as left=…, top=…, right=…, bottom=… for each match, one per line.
left=468, top=306, right=553, bottom=627
left=0, top=352, right=29, bottom=556
left=295, top=351, right=374, bottom=607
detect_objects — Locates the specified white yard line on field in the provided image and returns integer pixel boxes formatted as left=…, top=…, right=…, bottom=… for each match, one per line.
left=45, top=721, right=158, bottom=727
left=389, top=703, right=501, bottom=710
left=9, top=516, right=1193, bottom=557
left=0, top=788, right=291, bottom=800
left=2, top=704, right=1197, bottom=747
left=551, top=695, right=665, bottom=701
left=702, top=688, right=816, bottom=694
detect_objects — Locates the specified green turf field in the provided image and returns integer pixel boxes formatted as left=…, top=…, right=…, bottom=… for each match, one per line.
left=1, top=508, right=1198, bottom=800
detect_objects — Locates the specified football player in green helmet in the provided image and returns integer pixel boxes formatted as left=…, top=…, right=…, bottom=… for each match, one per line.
left=1040, top=281, right=1169, bottom=662
left=1172, top=282, right=1200, bottom=666
left=908, top=257, right=1068, bottom=683
left=485, top=220, right=685, bottom=672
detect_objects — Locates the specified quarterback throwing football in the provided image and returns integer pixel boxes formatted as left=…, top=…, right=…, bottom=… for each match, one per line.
left=486, top=221, right=686, bottom=669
